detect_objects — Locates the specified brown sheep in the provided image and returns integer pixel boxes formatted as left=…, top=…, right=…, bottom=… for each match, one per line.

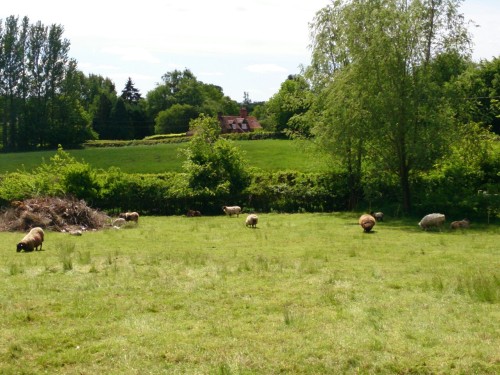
left=119, top=212, right=139, bottom=223
left=186, top=210, right=202, bottom=217
left=359, top=214, right=376, bottom=233
left=17, top=227, right=44, bottom=252
left=450, top=219, right=470, bottom=229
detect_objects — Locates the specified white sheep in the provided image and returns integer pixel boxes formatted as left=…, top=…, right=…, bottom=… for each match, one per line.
left=450, top=219, right=470, bottom=229
left=370, top=211, right=384, bottom=222
left=119, top=212, right=139, bottom=223
left=222, top=206, right=241, bottom=217
left=112, top=218, right=127, bottom=228
left=359, top=214, right=376, bottom=233
left=419, top=213, right=445, bottom=230
left=17, top=227, right=44, bottom=252
left=245, top=214, right=259, bottom=228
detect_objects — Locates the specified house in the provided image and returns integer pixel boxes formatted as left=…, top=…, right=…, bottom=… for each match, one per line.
left=218, top=107, right=262, bottom=133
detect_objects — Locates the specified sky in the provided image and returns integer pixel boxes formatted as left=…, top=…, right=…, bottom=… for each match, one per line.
left=2, top=0, right=500, bottom=103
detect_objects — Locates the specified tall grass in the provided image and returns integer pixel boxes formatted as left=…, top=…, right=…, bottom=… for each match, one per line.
left=0, top=214, right=498, bottom=374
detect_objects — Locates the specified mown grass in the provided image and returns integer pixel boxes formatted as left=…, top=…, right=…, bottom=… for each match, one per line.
left=0, top=213, right=498, bottom=374
left=0, top=139, right=327, bottom=174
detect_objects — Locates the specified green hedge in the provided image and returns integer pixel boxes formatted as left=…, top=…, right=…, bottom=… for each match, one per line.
left=0, top=147, right=498, bottom=220
left=92, top=170, right=349, bottom=216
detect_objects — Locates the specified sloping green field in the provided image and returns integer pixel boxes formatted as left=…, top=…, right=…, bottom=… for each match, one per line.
left=0, top=140, right=328, bottom=174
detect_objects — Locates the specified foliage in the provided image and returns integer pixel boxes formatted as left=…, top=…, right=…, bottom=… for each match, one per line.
left=182, top=115, right=251, bottom=195
left=263, top=74, right=313, bottom=137
left=146, top=69, right=239, bottom=135
left=307, top=0, right=473, bottom=213
left=154, top=103, right=198, bottom=134
left=120, top=77, right=142, bottom=104
left=0, top=16, right=97, bottom=150
left=0, top=146, right=99, bottom=203
left=450, top=57, right=500, bottom=134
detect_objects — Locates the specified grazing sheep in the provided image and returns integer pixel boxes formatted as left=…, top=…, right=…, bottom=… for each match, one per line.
left=186, top=210, right=202, bottom=217
left=112, top=218, right=127, bottom=228
left=222, top=206, right=241, bottom=217
left=245, top=214, right=259, bottom=228
left=16, top=227, right=44, bottom=252
left=418, top=213, right=445, bottom=230
left=119, top=212, right=139, bottom=223
left=370, top=211, right=384, bottom=222
left=450, top=219, right=470, bottom=230
left=359, top=214, right=376, bottom=233
left=69, top=230, right=83, bottom=236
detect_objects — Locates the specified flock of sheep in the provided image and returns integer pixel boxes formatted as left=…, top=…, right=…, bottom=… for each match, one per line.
left=358, top=211, right=470, bottom=233
left=14, top=205, right=470, bottom=252
left=222, top=206, right=259, bottom=228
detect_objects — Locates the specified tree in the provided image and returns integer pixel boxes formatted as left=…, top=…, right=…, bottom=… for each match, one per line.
left=307, top=0, right=472, bottom=213
left=147, top=68, right=239, bottom=135
left=182, top=115, right=250, bottom=195
left=451, top=57, right=500, bottom=134
left=265, top=74, right=313, bottom=136
left=120, top=77, right=142, bottom=103
left=154, top=103, right=198, bottom=134
left=110, top=98, right=133, bottom=140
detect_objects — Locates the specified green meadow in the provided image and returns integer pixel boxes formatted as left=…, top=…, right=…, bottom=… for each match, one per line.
left=0, top=140, right=327, bottom=174
left=1, top=214, right=498, bottom=374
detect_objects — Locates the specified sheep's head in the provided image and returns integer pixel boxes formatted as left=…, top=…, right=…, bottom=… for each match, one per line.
left=16, top=243, right=25, bottom=252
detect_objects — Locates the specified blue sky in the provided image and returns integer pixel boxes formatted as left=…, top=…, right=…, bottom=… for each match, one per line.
left=3, top=0, right=500, bottom=102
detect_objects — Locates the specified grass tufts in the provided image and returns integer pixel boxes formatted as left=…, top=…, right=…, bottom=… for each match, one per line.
left=456, top=273, right=499, bottom=303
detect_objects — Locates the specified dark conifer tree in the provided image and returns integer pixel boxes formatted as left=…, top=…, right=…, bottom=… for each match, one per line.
left=120, top=77, right=142, bottom=104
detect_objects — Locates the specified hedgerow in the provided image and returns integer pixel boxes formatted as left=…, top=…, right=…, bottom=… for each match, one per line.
left=0, top=147, right=498, bottom=220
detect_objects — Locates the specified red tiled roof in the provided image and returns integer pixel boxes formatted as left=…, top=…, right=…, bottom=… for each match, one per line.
left=219, top=108, right=262, bottom=133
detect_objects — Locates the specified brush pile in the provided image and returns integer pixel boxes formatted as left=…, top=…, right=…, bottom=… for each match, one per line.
left=0, top=197, right=111, bottom=232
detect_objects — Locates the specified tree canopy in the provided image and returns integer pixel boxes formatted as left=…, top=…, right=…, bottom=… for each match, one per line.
left=306, top=0, right=475, bottom=212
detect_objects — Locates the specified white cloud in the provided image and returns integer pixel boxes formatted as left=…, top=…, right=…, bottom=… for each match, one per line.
left=101, top=46, right=161, bottom=64
left=246, top=64, right=289, bottom=74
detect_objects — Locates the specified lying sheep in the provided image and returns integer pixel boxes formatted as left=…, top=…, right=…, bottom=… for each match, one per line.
left=359, top=214, right=376, bottom=233
left=450, top=219, right=470, bottom=229
left=370, top=211, right=384, bottom=222
left=223, top=206, right=241, bottom=217
left=17, top=227, right=44, bottom=252
left=119, top=212, right=139, bottom=223
left=245, top=214, right=259, bottom=228
left=112, top=217, right=127, bottom=227
left=186, top=210, right=202, bottom=217
left=419, top=213, right=445, bottom=230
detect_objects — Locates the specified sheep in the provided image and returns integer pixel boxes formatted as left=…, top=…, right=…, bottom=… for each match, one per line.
left=222, top=206, right=241, bottom=217
left=112, top=218, right=127, bottom=228
left=370, top=211, right=384, bottom=222
left=16, top=227, right=44, bottom=252
left=119, top=212, right=139, bottom=223
left=186, top=210, right=202, bottom=217
left=245, top=214, right=259, bottom=228
left=450, top=219, right=470, bottom=230
left=359, top=214, right=376, bottom=233
left=418, top=213, right=445, bottom=230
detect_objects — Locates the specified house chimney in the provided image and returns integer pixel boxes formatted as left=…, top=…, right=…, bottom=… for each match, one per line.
left=239, top=107, right=248, bottom=118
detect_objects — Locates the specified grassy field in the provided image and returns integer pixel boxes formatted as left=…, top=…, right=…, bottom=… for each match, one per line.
left=0, top=140, right=327, bottom=174
left=1, top=213, right=498, bottom=374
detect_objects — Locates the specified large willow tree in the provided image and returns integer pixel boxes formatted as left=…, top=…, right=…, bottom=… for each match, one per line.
left=307, top=0, right=471, bottom=212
